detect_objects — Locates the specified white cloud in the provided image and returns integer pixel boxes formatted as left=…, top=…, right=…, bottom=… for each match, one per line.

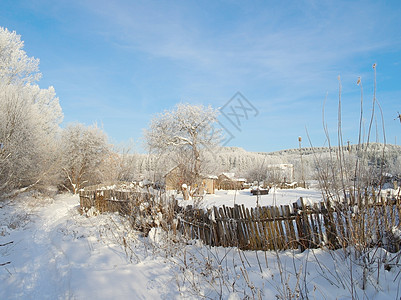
left=18, top=0, right=401, bottom=149
left=76, top=1, right=400, bottom=91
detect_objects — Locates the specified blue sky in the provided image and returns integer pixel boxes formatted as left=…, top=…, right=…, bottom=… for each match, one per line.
left=1, top=0, right=401, bottom=152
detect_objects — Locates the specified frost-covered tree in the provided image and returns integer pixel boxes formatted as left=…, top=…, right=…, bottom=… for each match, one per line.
left=99, top=142, right=143, bottom=183
left=60, top=124, right=110, bottom=193
left=247, top=165, right=268, bottom=185
left=0, top=27, right=41, bottom=85
left=0, top=27, right=63, bottom=194
left=144, top=103, right=221, bottom=187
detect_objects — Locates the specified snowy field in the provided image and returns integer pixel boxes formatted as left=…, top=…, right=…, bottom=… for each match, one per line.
left=1, top=192, right=401, bottom=299
left=178, top=187, right=323, bottom=209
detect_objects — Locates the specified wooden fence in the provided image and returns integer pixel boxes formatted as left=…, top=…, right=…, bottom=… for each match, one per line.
left=79, top=189, right=152, bottom=214
left=79, top=187, right=401, bottom=252
left=176, top=200, right=325, bottom=251
left=176, top=197, right=401, bottom=252
left=79, top=187, right=177, bottom=234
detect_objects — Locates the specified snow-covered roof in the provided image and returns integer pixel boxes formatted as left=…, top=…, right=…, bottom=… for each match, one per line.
left=219, top=173, right=247, bottom=182
left=220, top=172, right=236, bottom=179
left=266, top=164, right=294, bottom=169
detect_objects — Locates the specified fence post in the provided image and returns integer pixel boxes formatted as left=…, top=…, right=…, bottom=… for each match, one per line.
left=293, top=200, right=306, bottom=252
left=321, top=201, right=338, bottom=249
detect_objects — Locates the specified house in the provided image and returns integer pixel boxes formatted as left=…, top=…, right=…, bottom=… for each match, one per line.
left=165, top=165, right=189, bottom=191
left=217, top=173, right=246, bottom=190
left=164, top=165, right=216, bottom=194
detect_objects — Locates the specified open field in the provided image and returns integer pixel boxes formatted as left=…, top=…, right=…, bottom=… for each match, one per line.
left=178, top=187, right=323, bottom=209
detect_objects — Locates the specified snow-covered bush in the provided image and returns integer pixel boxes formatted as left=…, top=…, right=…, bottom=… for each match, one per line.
left=60, top=123, right=110, bottom=193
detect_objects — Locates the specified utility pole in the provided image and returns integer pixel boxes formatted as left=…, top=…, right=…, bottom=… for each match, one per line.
left=298, top=136, right=305, bottom=188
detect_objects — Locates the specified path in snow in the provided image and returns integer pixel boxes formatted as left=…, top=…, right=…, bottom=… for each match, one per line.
left=0, top=193, right=178, bottom=300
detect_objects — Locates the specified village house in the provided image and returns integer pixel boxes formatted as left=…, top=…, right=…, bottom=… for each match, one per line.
left=164, top=165, right=186, bottom=191
left=216, top=173, right=247, bottom=190
left=164, top=165, right=217, bottom=194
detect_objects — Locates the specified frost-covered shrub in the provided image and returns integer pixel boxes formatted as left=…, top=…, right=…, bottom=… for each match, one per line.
left=60, top=124, right=110, bottom=194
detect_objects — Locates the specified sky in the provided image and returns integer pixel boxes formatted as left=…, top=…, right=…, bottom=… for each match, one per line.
left=1, top=0, right=401, bottom=153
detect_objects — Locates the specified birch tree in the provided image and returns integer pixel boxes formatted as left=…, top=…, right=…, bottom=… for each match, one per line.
left=144, top=103, right=221, bottom=188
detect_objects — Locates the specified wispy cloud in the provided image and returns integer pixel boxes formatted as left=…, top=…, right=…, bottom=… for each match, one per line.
left=8, top=0, right=400, bottom=150
left=76, top=1, right=400, bottom=92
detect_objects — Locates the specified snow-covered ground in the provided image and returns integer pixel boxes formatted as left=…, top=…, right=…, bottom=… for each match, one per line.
left=178, top=187, right=323, bottom=209
left=1, top=191, right=401, bottom=299
left=0, top=193, right=179, bottom=299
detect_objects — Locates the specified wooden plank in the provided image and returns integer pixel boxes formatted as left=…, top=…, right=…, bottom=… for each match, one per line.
left=281, top=205, right=292, bottom=249
left=239, top=204, right=250, bottom=249
left=204, top=209, right=211, bottom=246
left=198, top=209, right=205, bottom=243
left=286, top=205, right=298, bottom=249
left=260, top=207, right=270, bottom=250
left=308, top=205, right=318, bottom=248
left=227, top=206, right=238, bottom=247
left=242, top=205, right=251, bottom=249
left=245, top=207, right=257, bottom=249
left=313, top=203, right=324, bottom=247
left=256, top=207, right=265, bottom=250
left=225, top=206, right=235, bottom=246
left=268, top=206, right=279, bottom=250
left=321, top=202, right=337, bottom=249
left=203, top=209, right=211, bottom=246
left=252, top=207, right=262, bottom=250
left=219, top=207, right=228, bottom=246
left=299, top=197, right=314, bottom=249
left=250, top=208, right=259, bottom=249
left=267, top=206, right=280, bottom=250
left=270, top=206, right=280, bottom=249
left=334, top=207, right=347, bottom=248
left=264, top=207, right=275, bottom=250
left=234, top=205, right=245, bottom=249
left=224, top=206, right=233, bottom=246
left=293, top=202, right=306, bottom=252
left=274, top=206, right=286, bottom=250
left=214, top=206, right=223, bottom=246
left=105, top=190, right=111, bottom=212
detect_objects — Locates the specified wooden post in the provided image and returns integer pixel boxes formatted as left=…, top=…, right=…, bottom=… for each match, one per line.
left=321, top=202, right=338, bottom=249
left=293, top=201, right=306, bottom=252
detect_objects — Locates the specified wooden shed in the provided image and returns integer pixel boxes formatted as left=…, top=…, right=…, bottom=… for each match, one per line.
left=216, top=173, right=246, bottom=190
left=201, top=175, right=217, bottom=194
left=165, top=165, right=188, bottom=191
left=165, top=165, right=216, bottom=194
